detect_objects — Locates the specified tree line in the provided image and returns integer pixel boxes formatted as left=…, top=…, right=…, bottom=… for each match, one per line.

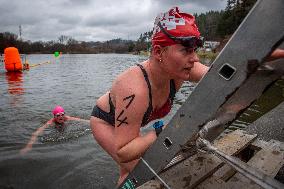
left=0, top=0, right=256, bottom=54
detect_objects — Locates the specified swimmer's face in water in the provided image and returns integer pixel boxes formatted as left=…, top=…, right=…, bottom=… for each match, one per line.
left=54, top=112, right=66, bottom=124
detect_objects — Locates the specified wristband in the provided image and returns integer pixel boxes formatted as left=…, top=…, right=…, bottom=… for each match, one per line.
left=152, top=120, right=164, bottom=136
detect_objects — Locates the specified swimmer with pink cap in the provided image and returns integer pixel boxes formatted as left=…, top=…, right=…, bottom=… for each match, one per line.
left=52, top=105, right=67, bottom=124
left=20, top=105, right=89, bottom=155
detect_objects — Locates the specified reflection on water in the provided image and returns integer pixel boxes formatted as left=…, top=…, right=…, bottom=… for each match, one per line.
left=5, top=72, right=24, bottom=95
left=5, top=72, right=25, bottom=106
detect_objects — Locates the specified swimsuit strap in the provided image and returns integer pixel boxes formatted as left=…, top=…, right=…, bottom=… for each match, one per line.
left=136, top=65, right=176, bottom=126
left=136, top=64, right=153, bottom=125
left=169, top=79, right=176, bottom=102
left=136, top=64, right=153, bottom=107
left=108, top=92, right=115, bottom=113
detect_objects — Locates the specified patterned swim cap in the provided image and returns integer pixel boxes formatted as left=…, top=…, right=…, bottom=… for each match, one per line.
left=151, top=7, right=200, bottom=47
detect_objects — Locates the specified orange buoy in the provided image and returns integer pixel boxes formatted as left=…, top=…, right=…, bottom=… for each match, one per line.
left=4, top=47, right=23, bottom=72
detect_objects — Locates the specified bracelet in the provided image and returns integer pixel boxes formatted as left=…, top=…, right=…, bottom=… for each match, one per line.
left=155, top=127, right=163, bottom=136
left=152, top=120, right=164, bottom=136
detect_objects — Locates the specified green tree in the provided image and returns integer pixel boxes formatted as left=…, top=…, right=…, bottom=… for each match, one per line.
left=0, top=32, right=18, bottom=53
left=217, top=0, right=257, bottom=38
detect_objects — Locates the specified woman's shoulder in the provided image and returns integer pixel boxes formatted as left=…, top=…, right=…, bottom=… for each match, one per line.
left=119, top=65, right=142, bottom=78
left=111, top=65, right=150, bottom=114
left=42, top=118, right=55, bottom=128
left=112, top=65, right=148, bottom=95
left=109, top=66, right=150, bottom=111
left=47, top=118, right=55, bottom=124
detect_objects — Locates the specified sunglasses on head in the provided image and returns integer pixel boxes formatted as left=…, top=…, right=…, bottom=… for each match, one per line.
left=157, top=21, right=203, bottom=49
left=55, top=112, right=65, bottom=117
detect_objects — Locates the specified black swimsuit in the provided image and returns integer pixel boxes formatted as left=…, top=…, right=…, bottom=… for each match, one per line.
left=91, top=64, right=176, bottom=126
left=91, top=93, right=116, bottom=125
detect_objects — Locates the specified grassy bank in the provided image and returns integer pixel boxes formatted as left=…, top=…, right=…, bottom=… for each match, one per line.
left=134, top=51, right=150, bottom=56
left=197, top=51, right=218, bottom=59
left=135, top=50, right=219, bottom=60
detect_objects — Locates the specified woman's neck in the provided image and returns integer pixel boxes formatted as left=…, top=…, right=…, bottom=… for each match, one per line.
left=143, top=59, right=171, bottom=90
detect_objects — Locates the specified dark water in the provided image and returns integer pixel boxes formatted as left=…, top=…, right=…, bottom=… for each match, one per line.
left=1, top=54, right=282, bottom=189
left=0, top=54, right=199, bottom=189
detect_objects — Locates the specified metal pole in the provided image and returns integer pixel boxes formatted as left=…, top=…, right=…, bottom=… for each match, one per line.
left=141, top=158, right=171, bottom=189
left=197, top=138, right=284, bottom=189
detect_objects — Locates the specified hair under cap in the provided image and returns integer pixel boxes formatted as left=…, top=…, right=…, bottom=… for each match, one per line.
left=151, top=7, right=200, bottom=47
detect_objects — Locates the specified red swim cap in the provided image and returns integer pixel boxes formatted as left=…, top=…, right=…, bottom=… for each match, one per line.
left=151, top=7, right=200, bottom=47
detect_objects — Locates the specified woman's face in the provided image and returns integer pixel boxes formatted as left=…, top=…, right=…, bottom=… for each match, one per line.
left=161, top=44, right=199, bottom=80
left=54, top=112, right=66, bottom=124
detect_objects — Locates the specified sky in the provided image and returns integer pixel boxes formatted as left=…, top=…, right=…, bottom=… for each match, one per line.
left=0, top=0, right=227, bottom=42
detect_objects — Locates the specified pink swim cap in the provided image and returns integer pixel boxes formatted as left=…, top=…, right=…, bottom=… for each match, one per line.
left=52, top=106, right=65, bottom=115
left=152, top=7, right=200, bottom=47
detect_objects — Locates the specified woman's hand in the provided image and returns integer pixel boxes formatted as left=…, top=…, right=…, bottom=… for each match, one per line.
left=20, top=122, right=50, bottom=155
left=265, top=49, right=284, bottom=62
left=20, top=143, right=32, bottom=155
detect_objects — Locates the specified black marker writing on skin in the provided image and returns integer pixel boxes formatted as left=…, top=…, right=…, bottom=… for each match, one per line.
left=116, top=94, right=135, bottom=127
left=123, top=94, right=135, bottom=109
left=116, top=110, right=128, bottom=127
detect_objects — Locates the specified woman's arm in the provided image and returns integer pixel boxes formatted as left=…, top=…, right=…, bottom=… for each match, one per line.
left=66, top=116, right=90, bottom=123
left=112, top=74, right=157, bottom=164
left=265, top=49, right=284, bottom=61
left=20, top=119, right=52, bottom=155
left=188, top=62, right=209, bottom=82
left=116, top=131, right=157, bottom=163
left=187, top=48, right=284, bottom=83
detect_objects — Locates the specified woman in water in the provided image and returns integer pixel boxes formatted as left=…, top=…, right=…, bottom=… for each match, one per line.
left=20, top=105, right=89, bottom=154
